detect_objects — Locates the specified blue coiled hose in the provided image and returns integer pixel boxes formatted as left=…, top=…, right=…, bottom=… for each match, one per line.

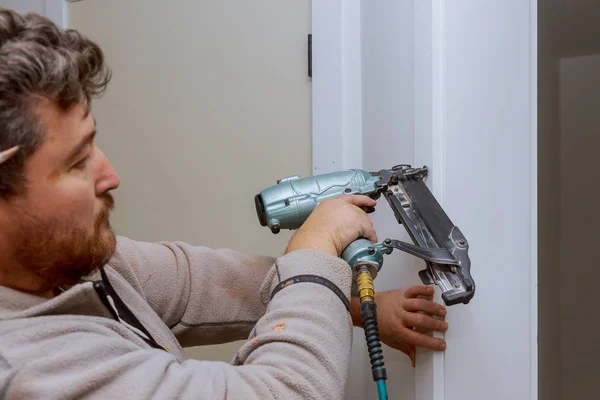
left=360, top=300, right=388, bottom=400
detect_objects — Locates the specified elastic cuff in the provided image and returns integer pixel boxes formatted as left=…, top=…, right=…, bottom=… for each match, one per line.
left=259, top=249, right=353, bottom=307
left=270, top=274, right=350, bottom=311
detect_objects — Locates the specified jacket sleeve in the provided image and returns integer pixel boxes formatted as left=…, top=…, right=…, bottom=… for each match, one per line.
left=2, top=248, right=355, bottom=400
left=107, top=236, right=348, bottom=347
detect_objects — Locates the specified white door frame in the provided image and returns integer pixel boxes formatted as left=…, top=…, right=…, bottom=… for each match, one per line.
left=311, top=0, right=363, bottom=173
left=46, top=0, right=68, bottom=27
left=311, top=1, right=538, bottom=399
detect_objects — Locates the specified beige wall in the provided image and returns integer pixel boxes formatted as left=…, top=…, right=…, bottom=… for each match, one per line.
left=69, top=0, right=311, bottom=361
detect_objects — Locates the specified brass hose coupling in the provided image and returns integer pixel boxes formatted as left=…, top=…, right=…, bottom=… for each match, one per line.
left=356, top=267, right=375, bottom=303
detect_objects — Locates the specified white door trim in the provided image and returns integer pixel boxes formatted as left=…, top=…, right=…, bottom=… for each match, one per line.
left=45, top=0, right=68, bottom=27
left=312, top=1, right=538, bottom=399
left=529, top=1, right=538, bottom=399
left=413, top=1, right=446, bottom=398
left=311, top=0, right=362, bottom=174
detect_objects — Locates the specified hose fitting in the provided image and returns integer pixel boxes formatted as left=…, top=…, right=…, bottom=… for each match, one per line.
left=356, top=269, right=375, bottom=302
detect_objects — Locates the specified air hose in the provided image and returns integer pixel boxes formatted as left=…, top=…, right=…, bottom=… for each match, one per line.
left=356, top=266, right=388, bottom=400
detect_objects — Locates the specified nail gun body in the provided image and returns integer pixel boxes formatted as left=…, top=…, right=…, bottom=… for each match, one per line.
left=255, top=165, right=475, bottom=306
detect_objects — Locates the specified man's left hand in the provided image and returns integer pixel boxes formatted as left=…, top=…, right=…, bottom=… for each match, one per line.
left=350, top=285, right=448, bottom=367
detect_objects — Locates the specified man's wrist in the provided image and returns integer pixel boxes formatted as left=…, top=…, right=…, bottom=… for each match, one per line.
left=285, top=243, right=337, bottom=257
left=285, top=232, right=338, bottom=257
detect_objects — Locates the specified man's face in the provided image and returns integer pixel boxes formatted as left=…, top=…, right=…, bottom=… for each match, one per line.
left=8, top=101, right=120, bottom=290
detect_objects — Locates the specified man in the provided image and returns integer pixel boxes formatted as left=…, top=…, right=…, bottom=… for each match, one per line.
left=0, top=9, right=448, bottom=399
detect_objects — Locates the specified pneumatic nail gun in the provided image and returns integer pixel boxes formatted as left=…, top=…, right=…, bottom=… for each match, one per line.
left=254, top=165, right=475, bottom=400
left=254, top=165, right=475, bottom=306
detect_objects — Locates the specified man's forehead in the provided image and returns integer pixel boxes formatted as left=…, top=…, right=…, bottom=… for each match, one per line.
left=37, top=101, right=95, bottom=145
left=17, top=102, right=95, bottom=180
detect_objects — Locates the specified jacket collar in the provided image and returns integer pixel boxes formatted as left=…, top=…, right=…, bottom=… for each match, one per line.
left=0, top=269, right=110, bottom=320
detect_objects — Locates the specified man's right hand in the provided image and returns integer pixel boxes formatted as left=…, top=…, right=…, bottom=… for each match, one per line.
left=285, top=195, right=378, bottom=257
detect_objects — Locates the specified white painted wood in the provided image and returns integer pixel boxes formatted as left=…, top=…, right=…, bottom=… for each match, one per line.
left=341, top=1, right=363, bottom=171
left=0, top=0, right=45, bottom=15
left=360, top=1, right=419, bottom=398
left=431, top=1, right=537, bottom=399
left=529, top=2, right=538, bottom=400
left=413, top=1, right=445, bottom=399
left=313, top=1, right=538, bottom=399
left=312, top=1, right=420, bottom=398
left=0, top=0, right=66, bottom=27
left=311, top=0, right=343, bottom=174
left=311, top=0, right=363, bottom=174
left=45, top=0, right=67, bottom=27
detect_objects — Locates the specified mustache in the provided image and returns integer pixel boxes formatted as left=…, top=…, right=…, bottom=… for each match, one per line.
left=103, top=193, right=115, bottom=212
left=96, top=193, right=115, bottom=229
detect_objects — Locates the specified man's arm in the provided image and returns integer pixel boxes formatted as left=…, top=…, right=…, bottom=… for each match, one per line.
left=108, top=194, right=378, bottom=348
left=2, top=249, right=354, bottom=399
left=108, top=235, right=279, bottom=346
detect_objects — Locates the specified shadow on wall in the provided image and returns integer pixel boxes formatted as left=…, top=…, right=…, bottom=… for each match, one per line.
left=539, top=1, right=600, bottom=399
left=557, top=52, right=600, bottom=400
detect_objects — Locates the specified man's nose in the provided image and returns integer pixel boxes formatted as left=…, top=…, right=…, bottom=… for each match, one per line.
left=95, top=149, right=120, bottom=196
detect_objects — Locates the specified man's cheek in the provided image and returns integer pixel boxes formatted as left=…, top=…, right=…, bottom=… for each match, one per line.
left=56, top=195, right=96, bottom=225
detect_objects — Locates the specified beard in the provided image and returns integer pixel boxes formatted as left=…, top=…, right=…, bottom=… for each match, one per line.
left=13, top=193, right=117, bottom=290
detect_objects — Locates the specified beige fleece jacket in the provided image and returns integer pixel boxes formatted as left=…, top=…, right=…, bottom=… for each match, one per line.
left=0, top=236, right=354, bottom=399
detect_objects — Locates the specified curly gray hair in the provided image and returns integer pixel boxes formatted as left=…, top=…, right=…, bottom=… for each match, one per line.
left=0, top=8, right=111, bottom=197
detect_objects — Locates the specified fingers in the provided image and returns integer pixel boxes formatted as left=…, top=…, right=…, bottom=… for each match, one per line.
left=404, top=312, right=448, bottom=333
left=401, top=327, right=447, bottom=351
left=404, top=285, right=435, bottom=299
left=403, top=298, right=446, bottom=318
left=349, top=201, right=378, bottom=243
left=361, top=218, right=379, bottom=243
left=315, top=194, right=379, bottom=252
left=341, top=194, right=377, bottom=208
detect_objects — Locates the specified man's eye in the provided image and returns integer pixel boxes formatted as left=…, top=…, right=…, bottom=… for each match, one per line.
left=72, top=156, right=90, bottom=170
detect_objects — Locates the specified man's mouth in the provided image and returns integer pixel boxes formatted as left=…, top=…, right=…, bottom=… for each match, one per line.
left=96, top=199, right=114, bottom=230
left=101, top=194, right=115, bottom=219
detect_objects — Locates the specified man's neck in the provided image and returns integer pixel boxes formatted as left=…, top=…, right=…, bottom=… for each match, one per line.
left=0, top=242, right=54, bottom=299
